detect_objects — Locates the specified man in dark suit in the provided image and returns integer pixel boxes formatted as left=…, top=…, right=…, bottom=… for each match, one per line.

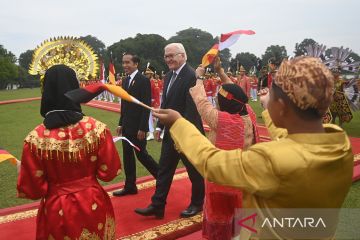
left=113, top=53, right=159, bottom=197
left=135, top=43, right=205, bottom=218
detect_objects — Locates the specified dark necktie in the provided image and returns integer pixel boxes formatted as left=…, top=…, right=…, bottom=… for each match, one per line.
left=166, top=72, right=177, bottom=96
left=125, top=76, right=131, bottom=88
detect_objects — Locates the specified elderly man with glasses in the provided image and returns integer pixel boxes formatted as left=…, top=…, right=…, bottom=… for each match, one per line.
left=135, top=43, right=205, bottom=219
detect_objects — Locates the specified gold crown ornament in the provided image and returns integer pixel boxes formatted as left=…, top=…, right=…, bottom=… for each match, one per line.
left=29, top=36, right=99, bottom=90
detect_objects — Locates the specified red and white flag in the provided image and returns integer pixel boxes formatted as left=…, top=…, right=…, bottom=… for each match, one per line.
left=219, top=30, right=255, bottom=51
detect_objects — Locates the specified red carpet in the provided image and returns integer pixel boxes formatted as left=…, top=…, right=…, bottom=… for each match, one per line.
left=0, top=170, right=202, bottom=239
left=177, top=230, right=202, bottom=240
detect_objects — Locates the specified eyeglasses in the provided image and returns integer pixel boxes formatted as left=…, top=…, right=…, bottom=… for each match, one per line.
left=163, top=53, right=182, bottom=60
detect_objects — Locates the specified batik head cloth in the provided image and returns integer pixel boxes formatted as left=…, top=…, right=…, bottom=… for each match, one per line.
left=274, top=56, right=334, bottom=115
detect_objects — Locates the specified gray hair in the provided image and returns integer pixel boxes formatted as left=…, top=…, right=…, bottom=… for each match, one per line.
left=165, top=43, right=187, bottom=60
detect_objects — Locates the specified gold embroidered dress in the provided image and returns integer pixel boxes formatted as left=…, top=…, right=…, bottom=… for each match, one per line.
left=17, top=116, right=121, bottom=240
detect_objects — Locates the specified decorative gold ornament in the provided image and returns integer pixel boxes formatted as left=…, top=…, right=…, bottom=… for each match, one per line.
left=29, top=36, right=99, bottom=88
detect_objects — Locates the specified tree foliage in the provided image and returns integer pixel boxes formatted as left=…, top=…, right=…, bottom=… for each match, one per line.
left=219, top=48, right=231, bottom=71
left=261, top=45, right=287, bottom=66
left=294, top=38, right=317, bottom=56
left=108, top=33, right=167, bottom=74
left=18, top=49, right=34, bottom=70
left=0, top=57, right=18, bottom=89
left=79, top=35, right=107, bottom=60
left=230, top=52, right=258, bottom=73
left=168, top=28, right=217, bottom=69
left=0, top=45, right=19, bottom=89
left=0, top=45, right=16, bottom=63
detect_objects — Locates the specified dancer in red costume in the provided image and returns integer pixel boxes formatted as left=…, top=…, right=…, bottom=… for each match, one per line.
left=17, top=65, right=121, bottom=240
left=192, top=57, right=259, bottom=240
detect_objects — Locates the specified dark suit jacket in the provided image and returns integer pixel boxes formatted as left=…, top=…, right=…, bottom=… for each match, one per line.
left=157, top=63, right=204, bottom=135
left=119, top=71, right=151, bottom=135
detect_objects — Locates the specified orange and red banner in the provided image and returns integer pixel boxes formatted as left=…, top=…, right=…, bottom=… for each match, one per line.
left=108, top=62, right=116, bottom=85
left=201, top=44, right=219, bottom=67
left=65, top=82, right=145, bottom=107
left=0, top=148, right=17, bottom=165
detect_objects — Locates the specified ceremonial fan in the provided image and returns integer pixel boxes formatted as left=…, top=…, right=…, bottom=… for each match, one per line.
left=305, top=44, right=360, bottom=122
left=29, top=36, right=99, bottom=91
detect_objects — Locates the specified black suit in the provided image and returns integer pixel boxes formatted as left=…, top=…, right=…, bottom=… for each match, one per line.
left=119, top=71, right=159, bottom=190
left=151, top=63, right=205, bottom=208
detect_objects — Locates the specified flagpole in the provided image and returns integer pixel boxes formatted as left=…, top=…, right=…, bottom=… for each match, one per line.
left=136, top=101, right=155, bottom=111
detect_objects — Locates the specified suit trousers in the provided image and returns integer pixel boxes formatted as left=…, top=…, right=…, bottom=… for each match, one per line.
left=151, top=133, right=205, bottom=208
left=122, top=130, right=159, bottom=190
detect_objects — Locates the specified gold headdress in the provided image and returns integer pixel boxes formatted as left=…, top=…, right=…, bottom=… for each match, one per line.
left=29, top=36, right=99, bottom=88
left=239, top=65, right=246, bottom=72
left=145, top=62, right=154, bottom=75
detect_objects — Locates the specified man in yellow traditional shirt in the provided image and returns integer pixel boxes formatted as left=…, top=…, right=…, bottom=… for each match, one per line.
left=152, top=56, right=354, bottom=239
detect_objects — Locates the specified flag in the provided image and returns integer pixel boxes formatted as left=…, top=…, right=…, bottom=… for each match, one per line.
left=0, top=148, right=17, bottom=165
left=108, top=61, right=116, bottom=84
left=65, top=83, right=152, bottom=110
left=113, top=136, right=140, bottom=151
left=201, top=44, right=219, bottom=67
left=219, top=30, right=255, bottom=51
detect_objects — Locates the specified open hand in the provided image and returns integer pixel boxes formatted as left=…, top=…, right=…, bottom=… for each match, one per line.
left=152, top=109, right=182, bottom=128
left=16, top=159, right=21, bottom=174
left=116, top=126, right=122, bottom=136
left=137, top=130, right=146, bottom=141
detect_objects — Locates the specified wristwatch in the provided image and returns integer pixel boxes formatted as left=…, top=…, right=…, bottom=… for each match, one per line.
left=197, top=76, right=206, bottom=80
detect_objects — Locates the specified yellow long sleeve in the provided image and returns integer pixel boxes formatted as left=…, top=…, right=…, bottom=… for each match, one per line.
left=261, top=110, right=288, bottom=140
left=170, top=118, right=280, bottom=197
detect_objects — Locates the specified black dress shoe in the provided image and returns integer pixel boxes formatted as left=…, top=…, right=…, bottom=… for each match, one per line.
left=180, top=205, right=203, bottom=218
left=134, top=205, right=165, bottom=219
left=112, top=188, right=137, bottom=197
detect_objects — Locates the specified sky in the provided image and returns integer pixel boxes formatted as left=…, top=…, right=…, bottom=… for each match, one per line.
left=0, top=0, right=359, bottom=60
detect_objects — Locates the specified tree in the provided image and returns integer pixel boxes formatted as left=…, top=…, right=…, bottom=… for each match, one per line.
left=294, top=38, right=318, bottom=56
left=230, top=52, right=258, bottom=73
left=168, top=28, right=217, bottom=68
left=219, top=48, right=231, bottom=71
left=79, top=35, right=107, bottom=60
left=18, top=50, right=34, bottom=70
left=0, top=44, right=16, bottom=63
left=108, top=33, right=167, bottom=74
left=0, top=56, right=18, bottom=89
left=261, top=45, right=287, bottom=66
left=16, top=66, right=39, bottom=88
left=349, top=52, right=360, bottom=62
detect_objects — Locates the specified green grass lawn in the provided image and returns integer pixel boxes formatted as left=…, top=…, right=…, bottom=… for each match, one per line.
left=0, top=88, right=359, bottom=210
left=0, top=88, right=41, bottom=101
left=0, top=92, right=164, bottom=208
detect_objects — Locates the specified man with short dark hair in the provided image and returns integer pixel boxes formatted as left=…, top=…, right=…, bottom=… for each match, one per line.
left=113, top=53, right=159, bottom=197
